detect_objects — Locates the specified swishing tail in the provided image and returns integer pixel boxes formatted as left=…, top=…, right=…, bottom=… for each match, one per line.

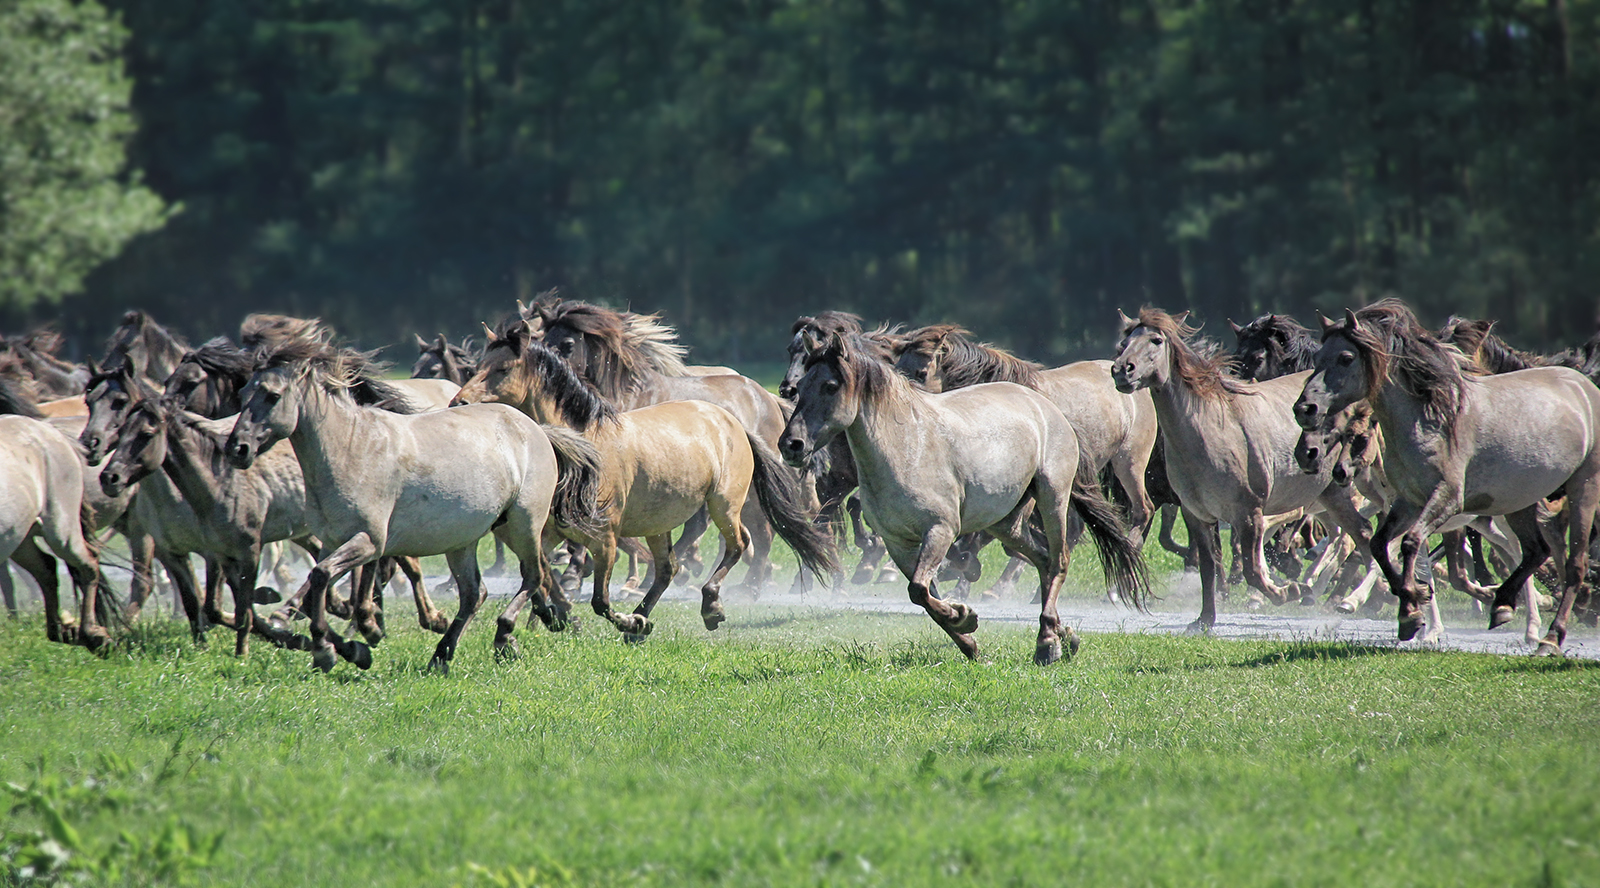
left=1070, top=475, right=1152, bottom=610
left=747, top=432, right=840, bottom=582
left=543, top=426, right=608, bottom=537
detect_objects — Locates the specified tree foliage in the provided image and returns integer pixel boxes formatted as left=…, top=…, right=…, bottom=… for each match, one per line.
left=32, top=0, right=1600, bottom=360
left=0, top=0, right=168, bottom=312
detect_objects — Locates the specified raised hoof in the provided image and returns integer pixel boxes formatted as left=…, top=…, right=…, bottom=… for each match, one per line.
left=702, top=603, right=726, bottom=631
left=1488, top=605, right=1515, bottom=631
left=311, top=643, right=338, bottom=673
left=1332, top=598, right=1357, bottom=615
left=1184, top=620, right=1212, bottom=636
left=426, top=657, right=450, bottom=676
left=1065, top=628, right=1082, bottom=660
left=425, top=615, right=450, bottom=635
left=545, top=610, right=571, bottom=633
left=948, top=603, right=979, bottom=635
left=80, top=630, right=112, bottom=657
left=358, top=621, right=385, bottom=646
left=347, top=641, right=373, bottom=670
left=252, top=586, right=283, bottom=605
left=1034, top=638, right=1062, bottom=666
left=614, top=613, right=653, bottom=639
left=1534, top=640, right=1563, bottom=658
left=494, top=637, right=519, bottom=663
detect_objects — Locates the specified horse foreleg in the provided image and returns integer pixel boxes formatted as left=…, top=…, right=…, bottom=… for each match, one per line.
left=1395, top=490, right=1460, bottom=642
left=626, top=534, right=683, bottom=639
left=304, top=534, right=379, bottom=673
left=1238, top=509, right=1297, bottom=608
left=898, top=524, right=978, bottom=659
left=11, top=540, right=67, bottom=643
left=1183, top=510, right=1220, bottom=633
left=1157, top=505, right=1195, bottom=571
left=492, top=531, right=559, bottom=660
left=122, top=527, right=157, bottom=621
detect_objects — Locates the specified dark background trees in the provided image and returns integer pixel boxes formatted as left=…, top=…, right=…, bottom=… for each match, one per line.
left=6, top=0, right=1597, bottom=364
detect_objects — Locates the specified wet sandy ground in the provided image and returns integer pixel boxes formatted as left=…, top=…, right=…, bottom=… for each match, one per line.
left=457, top=568, right=1600, bottom=660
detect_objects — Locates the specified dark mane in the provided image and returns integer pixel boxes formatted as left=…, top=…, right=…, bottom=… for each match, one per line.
left=1134, top=307, right=1250, bottom=399
left=534, top=300, right=668, bottom=400
left=521, top=340, right=620, bottom=431
left=252, top=319, right=423, bottom=414
left=1230, top=313, right=1319, bottom=380
left=186, top=337, right=256, bottom=384
left=792, top=311, right=863, bottom=338
left=898, top=325, right=1043, bottom=390
left=1326, top=298, right=1471, bottom=436
left=102, top=310, right=190, bottom=381
left=0, top=373, right=43, bottom=418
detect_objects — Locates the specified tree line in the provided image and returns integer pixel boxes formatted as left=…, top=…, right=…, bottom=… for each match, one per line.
left=4, top=0, right=1597, bottom=364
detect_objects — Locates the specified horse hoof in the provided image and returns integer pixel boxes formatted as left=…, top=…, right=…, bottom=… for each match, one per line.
left=1397, top=615, right=1424, bottom=642
left=1034, top=639, right=1062, bottom=666
left=427, top=616, right=450, bottom=635
left=347, top=641, right=373, bottom=670
left=1245, top=593, right=1265, bottom=611
left=359, top=623, right=385, bottom=646
left=949, top=603, right=979, bottom=635
left=702, top=602, right=726, bottom=631
left=427, top=657, right=450, bottom=676
left=494, top=638, right=519, bottom=663
left=1184, top=620, right=1212, bottom=636
left=1534, top=640, right=1563, bottom=658
left=311, top=644, right=338, bottom=673
left=252, top=586, right=283, bottom=605
left=1488, top=606, right=1515, bottom=631
left=286, top=633, right=313, bottom=652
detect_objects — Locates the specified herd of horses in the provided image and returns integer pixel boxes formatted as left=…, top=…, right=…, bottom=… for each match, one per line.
left=1, top=293, right=1597, bottom=671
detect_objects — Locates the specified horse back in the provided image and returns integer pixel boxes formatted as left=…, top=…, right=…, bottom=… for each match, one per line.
left=648, top=373, right=787, bottom=444
left=1449, top=367, right=1600, bottom=511
left=606, top=400, right=752, bottom=538
left=1038, top=361, right=1155, bottom=467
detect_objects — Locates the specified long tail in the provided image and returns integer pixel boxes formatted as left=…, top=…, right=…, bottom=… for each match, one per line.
left=543, top=426, right=608, bottom=537
left=1070, top=475, right=1152, bottom=611
left=747, top=432, right=840, bottom=582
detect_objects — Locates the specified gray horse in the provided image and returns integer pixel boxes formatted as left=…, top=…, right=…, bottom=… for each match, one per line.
left=1294, top=299, right=1600, bottom=652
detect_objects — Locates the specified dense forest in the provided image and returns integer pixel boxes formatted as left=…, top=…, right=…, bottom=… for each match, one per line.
left=7, top=0, right=1599, bottom=364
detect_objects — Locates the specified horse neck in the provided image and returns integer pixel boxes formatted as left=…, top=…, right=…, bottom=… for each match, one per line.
left=284, top=381, right=374, bottom=490
left=1364, top=373, right=1435, bottom=448
left=160, top=420, right=228, bottom=517
left=1144, top=355, right=1235, bottom=449
left=838, top=373, right=927, bottom=485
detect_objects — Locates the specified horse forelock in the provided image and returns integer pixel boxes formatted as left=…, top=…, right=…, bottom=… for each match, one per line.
left=1336, top=298, right=1469, bottom=434
left=187, top=337, right=254, bottom=382
left=1135, top=307, right=1247, bottom=399
left=254, top=326, right=392, bottom=405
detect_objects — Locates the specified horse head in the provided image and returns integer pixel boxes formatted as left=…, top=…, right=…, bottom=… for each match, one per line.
left=99, top=399, right=169, bottom=498
left=1294, top=308, right=1370, bottom=431
left=1111, top=309, right=1190, bottom=394
left=80, top=360, right=150, bottom=466
left=227, top=363, right=300, bottom=469
left=779, top=331, right=858, bottom=468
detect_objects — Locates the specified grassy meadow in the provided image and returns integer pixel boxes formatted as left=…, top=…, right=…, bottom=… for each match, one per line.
left=2, top=547, right=1598, bottom=888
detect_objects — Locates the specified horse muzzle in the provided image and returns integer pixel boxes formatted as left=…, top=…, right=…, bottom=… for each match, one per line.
left=778, top=433, right=813, bottom=469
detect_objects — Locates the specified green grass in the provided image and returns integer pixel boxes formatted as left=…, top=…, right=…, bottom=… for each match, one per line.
left=2, top=598, right=1597, bottom=886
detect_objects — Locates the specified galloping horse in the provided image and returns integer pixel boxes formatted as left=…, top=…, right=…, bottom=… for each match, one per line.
left=780, top=331, right=1148, bottom=664
left=891, top=325, right=1158, bottom=543
left=1111, top=308, right=1374, bottom=633
left=534, top=299, right=806, bottom=589
left=0, top=416, right=105, bottom=649
left=1294, top=299, right=1600, bottom=653
left=1229, top=314, right=1320, bottom=382
left=225, top=323, right=606, bottom=673
left=454, top=322, right=837, bottom=648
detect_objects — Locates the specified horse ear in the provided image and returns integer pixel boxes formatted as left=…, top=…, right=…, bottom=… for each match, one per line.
left=1318, top=314, right=1337, bottom=333
left=481, top=322, right=498, bottom=344
left=434, top=333, right=448, bottom=349
left=1343, top=308, right=1360, bottom=332
left=86, top=357, right=100, bottom=376
left=414, top=333, right=429, bottom=351
left=1116, top=309, right=1136, bottom=331
left=516, top=298, right=531, bottom=320
left=1228, top=318, right=1243, bottom=334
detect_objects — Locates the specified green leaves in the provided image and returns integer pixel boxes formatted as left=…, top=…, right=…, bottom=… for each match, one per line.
left=0, top=0, right=169, bottom=311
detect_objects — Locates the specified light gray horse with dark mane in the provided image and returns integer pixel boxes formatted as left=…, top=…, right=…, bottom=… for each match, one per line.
left=225, top=321, right=606, bottom=673
left=781, top=331, right=1149, bottom=664
left=1111, top=307, right=1374, bottom=633
left=1295, top=298, right=1600, bottom=653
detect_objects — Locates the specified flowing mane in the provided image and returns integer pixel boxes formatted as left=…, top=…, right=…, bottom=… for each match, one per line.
left=1230, top=313, right=1319, bottom=380
left=810, top=331, right=914, bottom=414
left=102, top=310, right=190, bottom=380
left=897, top=325, right=1043, bottom=389
left=483, top=316, right=619, bottom=431
left=0, top=364, right=43, bottom=418
left=1437, top=316, right=1549, bottom=374
left=185, top=337, right=256, bottom=384
left=1134, top=307, right=1250, bottom=399
left=792, top=311, right=863, bottom=339
left=1327, top=298, right=1475, bottom=436
left=252, top=319, right=423, bottom=414
left=534, top=300, right=687, bottom=399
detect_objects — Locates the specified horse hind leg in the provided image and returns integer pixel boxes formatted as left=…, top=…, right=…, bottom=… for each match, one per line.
left=989, top=495, right=1073, bottom=666
left=1538, top=474, right=1600, bottom=655
left=698, top=494, right=757, bottom=631
left=11, top=539, right=70, bottom=644
left=426, top=545, right=484, bottom=674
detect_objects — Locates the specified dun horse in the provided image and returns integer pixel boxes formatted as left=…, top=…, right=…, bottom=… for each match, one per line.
left=225, top=323, right=606, bottom=673
left=453, top=321, right=837, bottom=648
left=1294, top=299, right=1600, bottom=653
left=780, top=331, right=1148, bottom=664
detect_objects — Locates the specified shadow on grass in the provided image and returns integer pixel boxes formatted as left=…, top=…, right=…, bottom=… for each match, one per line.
left=1234, top=642, right=1402, bottom=669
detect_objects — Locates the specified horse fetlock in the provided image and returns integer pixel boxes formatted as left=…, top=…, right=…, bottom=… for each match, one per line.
left=310, top=642, right=338, bottom=673
left=947, top=602, right=979, bottom=635
left=701, top=599, right=726, bottom=631
left=494, top=636, right=519, bottom=662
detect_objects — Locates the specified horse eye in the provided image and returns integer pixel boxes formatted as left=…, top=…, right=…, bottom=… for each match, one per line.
left=821, top=379, right=840, bottom=395
left=263, top=391, right=281, bottom=405
left=1149, top=337, right=1164, bottom=346
left=1337, top=353, right=1355, bottom=366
